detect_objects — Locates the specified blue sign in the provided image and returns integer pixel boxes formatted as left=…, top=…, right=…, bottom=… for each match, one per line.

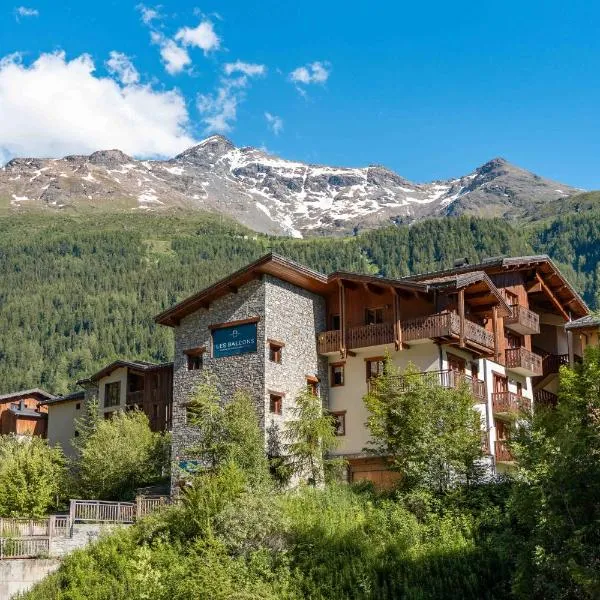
left=212, top=322, right=258, bottom=358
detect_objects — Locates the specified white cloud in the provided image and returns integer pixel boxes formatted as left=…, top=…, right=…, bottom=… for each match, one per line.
left=197, top=66, right=264, bottom=134
left=157, top=38, right=191, bottom=75
left=136, top=3, right=160, bottom=25
left=148, top=31, right=190, bottom=75
left=14, top=6, right=38, bottom=20
left=0, top=51, right=196, bottom=162
left=265, top=112, right=283, bottom=135
left=106, top=51, right=140, bottom=85
left=224, top=61, right=266, bottom=77
left=290, top=61, right=331, bottom=85
left=175, top=20, right=220, bottom=53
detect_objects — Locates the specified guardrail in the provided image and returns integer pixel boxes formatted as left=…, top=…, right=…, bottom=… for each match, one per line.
left=0, top=537, right=50, bottom=559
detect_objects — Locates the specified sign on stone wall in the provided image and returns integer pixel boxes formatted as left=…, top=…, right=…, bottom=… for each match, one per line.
left=212, top=321, right=258, bottom=358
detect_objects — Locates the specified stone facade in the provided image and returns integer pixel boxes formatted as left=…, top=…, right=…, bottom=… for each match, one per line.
left=170, top=274, right=327, bottom=490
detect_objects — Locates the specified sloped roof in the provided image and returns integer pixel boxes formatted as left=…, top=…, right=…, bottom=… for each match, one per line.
left=405, top=255, right=589, bottom=319
left=0, top=388, right=54, bottom=403
left=76, top=360, right=173, bottom=385
left=8, top=405, right=47, bottom=418
left=39, top=390, right=85, bottom=406
left=565, top=315, right=600, bottom=330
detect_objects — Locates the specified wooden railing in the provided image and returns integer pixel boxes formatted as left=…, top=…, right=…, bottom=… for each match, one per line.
left=534, top=388, right=558, bottom=408
left=136, top=496, right=170, bottom=518
left=70, top=500, right=135, bottom=524
left=318, top=312, right=494, bottom=354
left=347, top=322, right=395, bottom=349
left=402, top=312, right=457, bottom=343
left=492, top=391, right=532, bottom=414
left=317, top=329, right=342, bottom=353
left=70, top=496, right=171, bottom=524
left=0, top=518, right=50, bottom=537
left=378, top=370, right=487, bottom=402
left=541, top=353, right=569, bottom=376
left=495, top=440, right=513, bottom=462
left=505, top=347, right=543, bottom=376
left=0, top=537, right=49, bottom=559
left=505, top=304, right=540, bottom=333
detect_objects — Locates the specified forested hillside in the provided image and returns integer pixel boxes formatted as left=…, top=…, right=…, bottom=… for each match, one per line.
left=0, top=211, right=598, bottom=394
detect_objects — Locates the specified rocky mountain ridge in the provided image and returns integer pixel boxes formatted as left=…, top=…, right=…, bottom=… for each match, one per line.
left=0, top=136, right=581, bottom=237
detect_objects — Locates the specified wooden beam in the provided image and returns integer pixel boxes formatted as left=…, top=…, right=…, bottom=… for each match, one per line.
left=338, top=280, right=347, bottom=358
left=391, top=287, right=403, bottom=351
left=458, top=289, right=465, bottom=348
left=492, top=305, right=500, bottom=363
left=535, top=273, right=570, bottom=321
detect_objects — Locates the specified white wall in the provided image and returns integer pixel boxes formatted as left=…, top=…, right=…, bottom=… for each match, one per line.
left=97, top=367, right=128, bottom=417
left=46, top=400, right=82, bottom=458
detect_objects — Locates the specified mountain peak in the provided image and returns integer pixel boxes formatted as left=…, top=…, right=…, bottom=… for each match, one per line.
left=88, top=149, right=133, bottom=167
left=174, top=135, right=235, bottom=162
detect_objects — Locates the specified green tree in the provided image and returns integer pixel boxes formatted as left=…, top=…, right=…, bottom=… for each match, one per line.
left=364, top=361, right=484, bottom=492
left=284, top=387, right=340, bottom=486
left=186, top=376, right=269, bottom=486
left=0, top=435, right=67, bottom=517
left=75, top=410, right=169, bottom=500
left=510, top=346, right=600, bottom=599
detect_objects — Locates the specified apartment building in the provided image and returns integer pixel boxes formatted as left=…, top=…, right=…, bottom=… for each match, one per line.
left=155, top=253, right=589, bottom=486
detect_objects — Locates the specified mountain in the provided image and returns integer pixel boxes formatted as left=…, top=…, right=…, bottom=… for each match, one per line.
left=0, top=136, right=581, bottom=237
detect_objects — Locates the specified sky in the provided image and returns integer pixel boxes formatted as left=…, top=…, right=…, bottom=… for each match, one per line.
left=1, top=0, right=600, bottom=187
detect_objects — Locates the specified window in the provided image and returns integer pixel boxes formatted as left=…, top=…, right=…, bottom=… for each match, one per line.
left=331, top=362, right=345, bottom=387
left=269, top=393, right=283, bottom=415
left=128, top=374, right=144, bottom=393
left=505, top=333, right=523, bottom=349
left=516, top=382, right=523, bottom=396
left=75, top=403, right=81, bottom=410
left=331, top=411, right=346, bottom=436
left=365, top=357, right=385, bottom=380
left=331, top=314, right=341, bottom=330
left=504, top=290, right=519, bottom=306
left=104, top=382, right=120, bottom=408
left=268, top=340, right=284, bottom=363
left=306, top=376, right=319, bottom=396
left=365, top=307, right=384, bottom=325
left=185, top=347, right=205, bottom=371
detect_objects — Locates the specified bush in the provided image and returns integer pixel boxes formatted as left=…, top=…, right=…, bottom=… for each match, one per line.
left=0, top=435, right=67, bottom=517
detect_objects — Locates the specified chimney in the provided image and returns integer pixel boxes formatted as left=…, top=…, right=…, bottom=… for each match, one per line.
left=19, top=399, right=25, bottom=411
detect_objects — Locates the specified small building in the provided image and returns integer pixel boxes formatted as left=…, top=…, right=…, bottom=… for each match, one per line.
left=565, top=314, right=600, bottom=355
left=77, top=360, right=173, bottom=432
left=40, top=390, right=86, bottom=458
left=0, top=389, right=53, bottom=437
left=156, top=252, right=589, bottom=487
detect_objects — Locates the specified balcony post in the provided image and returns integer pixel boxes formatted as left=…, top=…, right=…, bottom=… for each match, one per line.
left=492, top=305, right=500, bottom=363
left=338, top=280, right=347, bottom=358
left=567, top=328, right=575, bottom=367
left=392, top=287, right=402, bottom=351
left=458, top=289, right=465, bottom=348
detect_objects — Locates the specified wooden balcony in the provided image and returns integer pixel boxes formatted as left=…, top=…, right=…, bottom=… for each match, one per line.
left=534, top=388, right=558, bottom=409
left=317, top=313, right=494, bottom=355
left=492, top=391, right=532, bottom=416
left=540, top=352, right=569, bottom=376
left=377, top=369, right=487, bottom=403
left=505, top=347, right=543, bottom=376
left=495, top=440, right=513, bottom=463
left=504, top=304, right=540, bottom=335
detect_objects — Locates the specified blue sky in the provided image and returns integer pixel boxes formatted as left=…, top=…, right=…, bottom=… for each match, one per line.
left=1, top=1, right=600, bottom=187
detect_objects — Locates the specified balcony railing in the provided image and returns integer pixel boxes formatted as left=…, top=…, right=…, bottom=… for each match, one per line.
left=505, top=347, right=543, bottom=376
left=495, top=440, right=513, bottom=462
left=492, top=391, right=532, bottom=415
left=534, top=388, right=558, bottom=409
left=374, top=369, right=487, bottom=402
left=126, top=390, right=144, bottom=406
left=317, top=312, right=494, bottom=355
left=504, top=304, right=540, bottom=335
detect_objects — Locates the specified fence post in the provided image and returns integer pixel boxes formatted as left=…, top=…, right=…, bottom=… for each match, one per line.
left=135, top=496, right=143, bottom=521
left=48, top=515, right=55, bottom=540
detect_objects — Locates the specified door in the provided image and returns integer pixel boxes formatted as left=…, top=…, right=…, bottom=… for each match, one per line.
left=493, top=373, right=508, bottom=394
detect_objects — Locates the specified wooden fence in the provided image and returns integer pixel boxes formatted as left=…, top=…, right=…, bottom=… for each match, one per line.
left=0, top=497, right=170, bottom=558
left=0, top=537, right=50, bottom=559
